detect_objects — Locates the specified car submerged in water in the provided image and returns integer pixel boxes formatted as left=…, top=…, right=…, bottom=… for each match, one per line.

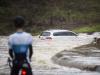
left=38, top=29, right=94, bottom=47
left=39, top=29, right=78, bottom=40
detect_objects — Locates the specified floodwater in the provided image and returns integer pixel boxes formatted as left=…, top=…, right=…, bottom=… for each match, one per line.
left=0, top=35, right=100, bottom=75
left=52, top=45, right=100, bottom=72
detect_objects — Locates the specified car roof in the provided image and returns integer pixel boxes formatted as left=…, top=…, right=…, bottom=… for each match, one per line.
left=43, top=29, right=71, bottom=33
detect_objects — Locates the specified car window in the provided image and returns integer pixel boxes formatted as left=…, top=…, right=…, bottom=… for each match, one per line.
left=40, top=32, right=50, bottom=36
left=53, top=32, right=77, bottom=36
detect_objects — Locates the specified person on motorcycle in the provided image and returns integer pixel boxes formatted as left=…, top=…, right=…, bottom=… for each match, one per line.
left=8, top=16, right=33, bottom=75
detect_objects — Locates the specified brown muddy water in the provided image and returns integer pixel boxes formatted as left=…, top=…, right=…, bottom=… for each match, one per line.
left=52, top=44, right=100, bottom=73
left=0, top=36, right=100, bottom=75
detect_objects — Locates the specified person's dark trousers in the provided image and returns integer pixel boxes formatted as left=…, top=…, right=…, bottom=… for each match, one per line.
left=10, top=59, right=33, bottom=75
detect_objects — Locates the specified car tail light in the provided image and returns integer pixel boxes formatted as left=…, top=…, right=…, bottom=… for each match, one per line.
left=46, top=37, right=52, bottom=40
left=21, top=69, right=26, bottom=75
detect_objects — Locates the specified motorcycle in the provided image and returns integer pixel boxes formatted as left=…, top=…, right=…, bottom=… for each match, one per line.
left=8, top=57, right=33, bottom=75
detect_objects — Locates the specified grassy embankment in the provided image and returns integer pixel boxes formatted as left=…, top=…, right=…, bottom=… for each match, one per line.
left=73, top=24, right=100, bottom=33
left=0, top=0, right=100, bottom=35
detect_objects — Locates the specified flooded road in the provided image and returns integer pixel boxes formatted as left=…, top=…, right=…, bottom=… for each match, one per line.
left=0, top=36, right=100, bottom=75
left=52, top=45, right=100, bottom=72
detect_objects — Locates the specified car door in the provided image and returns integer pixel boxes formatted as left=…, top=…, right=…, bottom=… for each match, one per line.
left=52, top=31, right=78, bottom=41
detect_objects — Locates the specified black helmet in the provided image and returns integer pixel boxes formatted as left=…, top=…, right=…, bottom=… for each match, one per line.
left=14, top=16, right=25, bottom=28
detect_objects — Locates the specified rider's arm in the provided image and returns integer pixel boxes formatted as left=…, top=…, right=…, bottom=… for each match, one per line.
left=9, top=49, right=13, bottom=59
left=8, top=36, right=13, bottom=59
left=29, top=44, right=33, bottom=59
left=28, top=34, right=33, bottom=60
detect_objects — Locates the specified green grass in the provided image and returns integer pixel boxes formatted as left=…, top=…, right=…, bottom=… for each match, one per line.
left=73, top=24, right=100, bottom=33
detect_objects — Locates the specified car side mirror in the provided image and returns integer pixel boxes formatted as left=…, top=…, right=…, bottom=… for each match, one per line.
left=39, top=35, right=40, bottom=38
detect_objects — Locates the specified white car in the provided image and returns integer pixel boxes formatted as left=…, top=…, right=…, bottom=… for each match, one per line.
left=37, top=29, right=94, bottom=48
left=39, top=29, right=78, bottom=40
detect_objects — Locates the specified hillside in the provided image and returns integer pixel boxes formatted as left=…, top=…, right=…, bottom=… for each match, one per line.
left=0, top=0, right=100, bottom=35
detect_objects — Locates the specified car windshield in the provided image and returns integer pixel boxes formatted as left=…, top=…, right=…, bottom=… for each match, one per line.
left=53, top=32, right=77, bottom=36
left=41, top=32, right=50, bottom=36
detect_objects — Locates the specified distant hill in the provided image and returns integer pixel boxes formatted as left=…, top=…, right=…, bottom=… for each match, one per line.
left=0, top=0, right=100, bottom=35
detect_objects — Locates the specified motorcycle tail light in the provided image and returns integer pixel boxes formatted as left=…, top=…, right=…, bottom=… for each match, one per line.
left=21, top=69, right=26, bottom=75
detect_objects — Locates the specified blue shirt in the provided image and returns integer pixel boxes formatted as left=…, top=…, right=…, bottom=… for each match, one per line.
left=8, top=32, right=33, bottom=55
